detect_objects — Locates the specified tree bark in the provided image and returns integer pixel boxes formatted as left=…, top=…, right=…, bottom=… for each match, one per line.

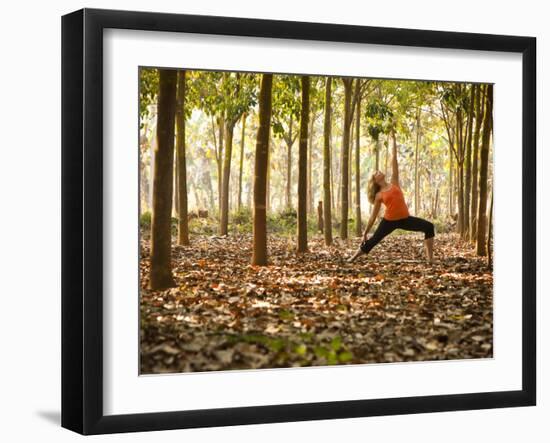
left=219, top=121, right=235, bottom=235
left=354, top=82, right=362, bottom=237
left=487, top=190, right=494, bottom=267
left=174, top=160, right=179, bottom=217
left=297, top=76, right=310, bottom=252
left=252, top=74, right=273, bottom=266
left=308, top=117, right=314, bottom=214
left=216, top=118, right=224, bottom=211
left=175, top=70, right=189, bottom=245
left=323, top=77, right=333, bottom=246
left=456, top=105, right=464, bottom=235
left=375, top=139, right=380, bottom=171
left=470, top=85, right=484, bottom=242
left=477, top=84, right=493, bottom=256
left=449, top=143, right=454, bottom=217
left=340, top=78, right=354, bottom=240
left=414, top=107, right=421, bottom=215
left=286, top=116, right=293, bottom=209
left=148, top=133, right=155, bottom=211
left=149, top=69, right=177, bottom=290
left=464, top=84, right=475, bottom=239
left=318, top=201, right=324, bottom=233
left=238, top=113, right=246, bottom=211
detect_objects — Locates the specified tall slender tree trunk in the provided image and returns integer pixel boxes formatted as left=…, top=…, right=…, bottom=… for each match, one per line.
left=340, top=78, right=354, bottom=240
left=464, top=84, right=475, bottom=239
left=252, top=74, right=273, bottom=266
left=375, top=139, right=380, bottom=171
left=487, top=190, right=494, bottom=267
left=456, top=109, right=464, bottom=235
left=323, top=77, right=333, bottom=246
left=216, top=119, right=224, bottom=212
left=149, top=69, right=177, bottom=290
left=220, top=121, right=235, bottom=235
left=238, top=113, right=247, bottom=211
left=175, top=70, right=189, bottom=245
left=477, top=84, right=493, bottom=256
left=449, top=144, right=454, bottom=217
left=308, top=117, right=314, bottom=214
left=414, top=107, right=421, bottom=215
left=354, top=82, right=362, bottom=237
left=470, top=85, right=484, bottom=242
left=297, top=76, right=310, bottom=252
left=348, top=136, right=353, bottom=216
left=173, top=159, right=179, bottom=216
left=148, top=134, right=156, bottom=211
left=286, top=117, right=293, bottom=209
left=384, top=136, right=389, bottom=177
left=266, top=146, right=271, bottom=212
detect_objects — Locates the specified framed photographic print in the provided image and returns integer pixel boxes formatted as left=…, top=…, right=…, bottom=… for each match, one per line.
left=61, top=8, right=536, bottom=435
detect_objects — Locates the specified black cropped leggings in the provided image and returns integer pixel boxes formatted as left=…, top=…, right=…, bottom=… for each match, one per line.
left=360, top=216, right=435, bottom=255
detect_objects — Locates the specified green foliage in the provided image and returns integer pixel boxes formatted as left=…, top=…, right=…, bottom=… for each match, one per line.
left=365, top=98, right=394, bottom=141
left=140, top=211, right=152, bottom=228
left=193, top=71, right=258, bottom=125
left=225, top=332, right=354, bottom=366
left=271, top=75, right=301, bottom=139
left=139, top=68, right=159, bottom=124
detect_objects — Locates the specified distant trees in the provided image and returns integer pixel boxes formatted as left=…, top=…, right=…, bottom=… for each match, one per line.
left=218, top=74, right=257, bottom=236
left=141, top=67, right=495, bottom=281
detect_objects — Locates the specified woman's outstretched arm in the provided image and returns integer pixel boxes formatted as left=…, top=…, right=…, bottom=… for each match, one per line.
left=362, top=197, right=382, bottom=241
left=390, top=129, right=399, bottom=186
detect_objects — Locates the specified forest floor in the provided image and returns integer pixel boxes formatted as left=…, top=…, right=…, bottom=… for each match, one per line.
left=140, top=231, right=493, bottom=374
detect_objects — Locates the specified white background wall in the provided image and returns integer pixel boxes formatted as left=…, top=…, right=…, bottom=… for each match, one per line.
left=0, top=0, right=546, bottom=441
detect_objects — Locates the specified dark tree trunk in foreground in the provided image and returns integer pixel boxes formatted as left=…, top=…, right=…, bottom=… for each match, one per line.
left=470, top=84, right=484, bottom=242
left=354, top=82, right=362, bottom=237
left=323, top=77, right=333, bottom=246
left=252, top=74, right=273, bottom=266
left=340, top=78, right=354, bottom=240
left=297, top=76, right=310, bottom=253
left=176, top=70, right=189, bottom=245
left=220, top=121, right=235, bottom=235
left=477, top=84, right=493, bottom=256
left=238, top=114, right=246, bottom=211
left=149, top=69, right=177, bottom=290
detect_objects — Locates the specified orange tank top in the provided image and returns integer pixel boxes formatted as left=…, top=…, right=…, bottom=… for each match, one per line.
left=379, top=184, right=409, bottom=221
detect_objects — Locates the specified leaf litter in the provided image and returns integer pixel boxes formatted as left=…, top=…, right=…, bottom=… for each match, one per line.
left=140, top=232, right=493, bottom=374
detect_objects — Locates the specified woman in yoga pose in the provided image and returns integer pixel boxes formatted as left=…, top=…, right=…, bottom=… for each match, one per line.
left=348, top=129, right=435, bottom=263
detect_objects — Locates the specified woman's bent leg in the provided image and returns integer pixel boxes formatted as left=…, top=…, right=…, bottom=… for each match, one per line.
left=348, top=219, right=395, bottom=262
left=360, top=219, right=396, bottom=254
left=399, top=216, right=435, bottom=261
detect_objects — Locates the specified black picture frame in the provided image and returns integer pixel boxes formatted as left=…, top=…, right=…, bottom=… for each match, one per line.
left=61, top=8, right=536, bottom=435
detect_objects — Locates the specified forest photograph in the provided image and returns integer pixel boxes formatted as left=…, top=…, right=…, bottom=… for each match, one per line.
left=139, top=67, right=494, bottom=374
